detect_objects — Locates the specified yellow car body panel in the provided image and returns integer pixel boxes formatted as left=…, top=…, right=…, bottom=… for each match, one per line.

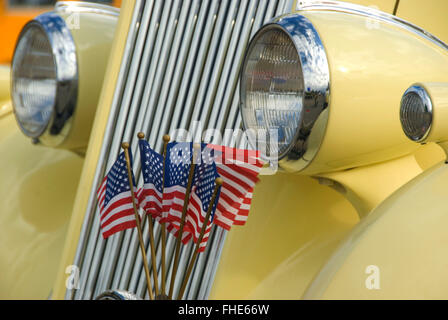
left=293, top=0, right=397, bottom=13
left=0, top=66, right=11, bottom=118
left=210, top=145, right=446, bottom=299
left=396, top=0, right=448, bottom=44
left=344, top=0, right=395, bottom=12
left=304, top=160, right=448, bottom=299
left=0, top=66, right=10, bottom=102
left=0, top=113, right=83, bottom=299
left=209, top=172, right=359, bottom=299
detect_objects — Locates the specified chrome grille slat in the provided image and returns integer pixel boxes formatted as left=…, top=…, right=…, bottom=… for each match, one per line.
left=167, top=0, right=242, bottom=298
left=126, top=0, right=186, bottom=296
left=70, top=0, right=292, bottom=300
left=131, top=0, right=223, bottom=297
left=186, top=0, right=240, bottom=135
left=207, top=0, right=259, bottom=134
left=179, top=1, right=231, bottom=134
left=159, top=1, right=221, bottom=147
left=116, top=0, right=197, bottom=295
left=93, top=1, right=161, bottom=298
left=151, top=0, right=206, bottom=152
left=113, top=0, right=168, bottom=292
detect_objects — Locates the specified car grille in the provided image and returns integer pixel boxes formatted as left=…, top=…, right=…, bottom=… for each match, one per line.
left=67, top=0, right=292, bottom=300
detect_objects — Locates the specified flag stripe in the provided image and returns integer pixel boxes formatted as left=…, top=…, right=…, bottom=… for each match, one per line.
left=100, top=192, right=134, bottom=220
left=102, top=219, right=137, bottom=239
left=101, top=209, right=136, bottom=229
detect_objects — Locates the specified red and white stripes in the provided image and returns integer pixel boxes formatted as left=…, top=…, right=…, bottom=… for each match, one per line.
left=97, top=177, right=137, bottom=239
left=207, top=144, right=263, bottom=230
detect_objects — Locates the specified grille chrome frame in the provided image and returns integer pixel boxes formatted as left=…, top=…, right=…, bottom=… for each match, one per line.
left=67, top=0, right=293, bottom=300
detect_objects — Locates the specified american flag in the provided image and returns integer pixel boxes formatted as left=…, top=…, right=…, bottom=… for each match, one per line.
left=136, top=139, right=164, bottom=218
left=161, top=142, right=221, bottom=249
left=162, top=142, right=194, bottom=238
left=206, top=144, right=263, bottom=230
left=184, top=145, right=220, bottom=251
left=96, top=151, right=138, bottom=239
left=136, top=140, right=190, bottom=242
left=136, top=140, right=197, bottom=245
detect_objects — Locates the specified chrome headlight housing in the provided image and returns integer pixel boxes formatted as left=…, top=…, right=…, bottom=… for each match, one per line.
left=11, top=12, right=77, bottom=144
left=400, top=85, right=433, bottom=142
left=240, top=14, right=330, bottom=165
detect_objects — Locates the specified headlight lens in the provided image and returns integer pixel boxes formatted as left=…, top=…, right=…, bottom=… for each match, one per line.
left=240, top=14, right=330, bottom=164
left=400, top=85, right=433, bottom=142
left=11, top=12, right=77, bottom=143
left=241, top=27, right=304, bottom=158
left=12, top=23, right=57, bottom=138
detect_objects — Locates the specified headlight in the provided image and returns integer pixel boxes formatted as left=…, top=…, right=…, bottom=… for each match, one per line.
left=12, top=12, right=77, bottom=144
left=400, top=85, right=433, bottom=142
left=240, top=14, right=330, bottom=162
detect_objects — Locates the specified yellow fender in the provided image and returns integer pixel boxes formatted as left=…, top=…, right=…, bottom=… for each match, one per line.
left=305, top=160, right=448, bottom=299
left=0, top=112, right=83, bottom=299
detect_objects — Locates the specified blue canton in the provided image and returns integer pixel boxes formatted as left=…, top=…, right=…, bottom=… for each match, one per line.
left=104, top=151, right=136, bottom=207
left=139, top=139, right=164, bottom=193
left=193, top=144, right=220, bottom=221
left=165, top=142, right=193, bottom=189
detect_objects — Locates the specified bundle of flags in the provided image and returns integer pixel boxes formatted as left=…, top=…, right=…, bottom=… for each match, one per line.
left=96, top=133, right=263, bottom=300
left=97, top=138, right=262, bottom=250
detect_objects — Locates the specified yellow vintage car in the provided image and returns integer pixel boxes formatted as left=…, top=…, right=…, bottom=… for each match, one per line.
left=1, top=0, right=448, bottom=300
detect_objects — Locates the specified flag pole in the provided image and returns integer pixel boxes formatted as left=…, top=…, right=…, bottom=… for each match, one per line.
left=122, top=142, right=154, bottom=300
left=168, top=143, right=201, bottom=299
left=137, top=133, right=160, bottom=296
left=160, top=134, right=170, bottom=297
left=177, top=177, right=223, bottom=300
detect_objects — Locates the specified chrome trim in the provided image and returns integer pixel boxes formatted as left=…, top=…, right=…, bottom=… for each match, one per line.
left=296, top=0, right=448, bottom=52
left=55, top=1, right=120, bottom=17
left=11, top=12, right=78, bottom=144
left=240, top=13, right=330, bottom=164
left=95, top=290, right=142, bottom=300
left=400, top=84, right=433, bottom=142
